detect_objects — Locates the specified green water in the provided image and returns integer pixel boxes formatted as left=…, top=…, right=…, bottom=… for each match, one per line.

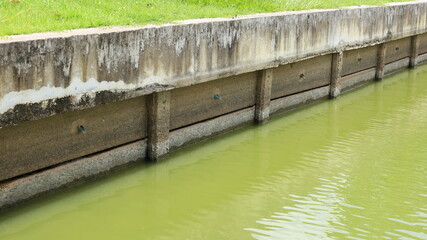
left=1, top=66, right=427, bottom=240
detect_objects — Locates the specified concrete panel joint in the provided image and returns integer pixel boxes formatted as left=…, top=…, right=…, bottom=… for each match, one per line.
left=255, top=69, right=273, bottom=124
left=410, top=35, right=420, bottom=68
left=376, top=43, right=387, bottom=80
left=330, top=52, right=343, bottom=98
left=147, top=91, right=171, bottom=161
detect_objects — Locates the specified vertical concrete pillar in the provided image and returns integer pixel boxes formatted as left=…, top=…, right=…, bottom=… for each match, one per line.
left=147, top=91, right=170, bottom=161
left=409, top=35, right=420, bottom=68
left=255, top=69, right=273, bottom=124
left=376, top=43, right=387, bottom=81
left=330, top=52, right=343, bottom=98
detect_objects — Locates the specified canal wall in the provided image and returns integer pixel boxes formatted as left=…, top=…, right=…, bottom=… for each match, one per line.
left=1, top=1, right=427, bottom=210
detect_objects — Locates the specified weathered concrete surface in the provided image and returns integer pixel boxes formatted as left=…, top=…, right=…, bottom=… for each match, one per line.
left=341, top=68, right=376, bottom=92
left=1, top=1, right=427, bottom=128
left=0, top=84, right=170, bottom=128
left=384, top=57, right=411, bottom=75
left=0, top=96, right=147, bottom=182
left=255, top=69, right=273, bottom=124
left=419, top=53, right=427, bottom=63
left=169, top=107, right=255, bottom=150
left=1, top=57, right=425, bottom=210
left=147, top=91, right=170, bottom=161
left=342, top=46, right=378, bottom=76
left=376, top=43, right=388, bottom=80
left=271, top=54, right=331, bottom=99
left=270, top=86, right=330, bottom=115
left=0, top=140, right=146, bottom=211
left=330, top=52, right=343, bottom=98
left=170, top=72, right=256, bottom=130
left=385, top=37, right=412, bottom=63
left=420, top=33, right=427, bottom=54
left=340, top=57, right=412, bottom=92
left=410, top=35, right=420, bottom=67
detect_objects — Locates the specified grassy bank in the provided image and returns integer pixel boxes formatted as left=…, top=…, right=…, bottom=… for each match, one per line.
left=0, top=0, right=413, bottom=36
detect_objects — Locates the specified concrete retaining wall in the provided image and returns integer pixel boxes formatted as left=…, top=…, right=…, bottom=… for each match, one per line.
left=1, top=1, right=427, bottom=127
left=1, top=1, right=427, bottom=210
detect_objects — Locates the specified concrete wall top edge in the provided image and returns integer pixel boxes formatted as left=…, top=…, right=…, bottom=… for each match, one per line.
left=1, top=1, right=427, bottom=127
left=1, top=0, right=426, bottom=43
left=0, top=5, right=391, bottom=44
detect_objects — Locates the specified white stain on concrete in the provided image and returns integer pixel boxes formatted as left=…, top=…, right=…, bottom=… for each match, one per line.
left=0, top=78, right=137, bottom=114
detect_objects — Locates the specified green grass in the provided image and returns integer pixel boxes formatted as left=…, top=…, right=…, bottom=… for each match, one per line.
left=0, top=0, right=413, bottom=36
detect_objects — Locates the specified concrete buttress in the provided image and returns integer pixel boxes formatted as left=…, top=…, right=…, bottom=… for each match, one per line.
left=255, top=69, right=273, bottom=124
left=147, top=91, right=171, bottom=161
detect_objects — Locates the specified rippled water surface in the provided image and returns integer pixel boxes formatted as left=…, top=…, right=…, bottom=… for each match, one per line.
left=1, top=66, right=427, bottom=239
